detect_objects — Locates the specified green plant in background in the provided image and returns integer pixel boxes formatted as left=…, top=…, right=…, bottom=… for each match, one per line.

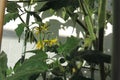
left=1, top=0, right=112, bottom=80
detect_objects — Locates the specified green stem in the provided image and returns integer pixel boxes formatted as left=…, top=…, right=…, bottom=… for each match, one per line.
left=98, top=0, right=106, bottom=80
left=78, top=0, right=96, bottom=40
left=21, top=3, right=31, bottom=63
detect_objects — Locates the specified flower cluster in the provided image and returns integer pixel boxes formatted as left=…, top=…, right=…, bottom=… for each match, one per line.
left=36, top=38, right=58, bottom=50
left=32, top=23, right=58, bottom=50
left=33, top=23, right=48, bottom=35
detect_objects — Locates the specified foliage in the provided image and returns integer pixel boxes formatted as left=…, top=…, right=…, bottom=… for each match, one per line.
left=1, top=0, right=112, bottom=80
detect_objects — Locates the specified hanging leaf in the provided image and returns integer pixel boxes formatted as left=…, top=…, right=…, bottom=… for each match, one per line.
left=15, top=23, right=26, bottom=40
left=26, top=11, right=42, bottom=22
left=4, top=12, right=18, bottom=25
left=57, top=36, right=80, bottom=56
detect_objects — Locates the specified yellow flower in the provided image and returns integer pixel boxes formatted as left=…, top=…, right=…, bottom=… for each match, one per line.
left=49, top=38, right=58, bottom=46
left=43, top=38, right=58, bottom=46
left=33, top=23, right=48, bottom=35
left=36, top=41, right=44, bottom=49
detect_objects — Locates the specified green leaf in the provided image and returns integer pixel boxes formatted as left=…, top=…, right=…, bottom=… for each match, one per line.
left=13, top=59, right=22, bottom=73
left=57, top=36, right=80, bottom=56
left=8, top=53, right=48, bottom=80
left=0, top=51, right=8, bottom=79
left=25, top=50, right=48, bottom=60
left=6, top=2, right=20, bottom=13
left=4, top=12, right=18, bottom=25
left=15, top=23, right=26, bottom=40
left=0, top=68, right=5, bottom=80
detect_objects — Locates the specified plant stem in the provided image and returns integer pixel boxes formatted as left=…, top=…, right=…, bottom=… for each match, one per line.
left=21, top=2, right=31, bottom=63
left=79, top=0, right=96, bottom=40
left=98, top=0, right=106, bottom=80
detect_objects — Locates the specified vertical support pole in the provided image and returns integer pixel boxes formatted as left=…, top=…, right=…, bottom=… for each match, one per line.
left=0, top=0, right=6, bottom=51
left=112, top=0, right=120, bottom=80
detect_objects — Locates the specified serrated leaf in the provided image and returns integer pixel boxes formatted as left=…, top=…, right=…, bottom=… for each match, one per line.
left=8, top=53, right=48, bottom=80
left=15, top=23, right=26, bottom=40
left=57, top=36, right=80, bottom=56
left=4, top=12, right=18, bottom=25
left=6, top=2, right=20, bottom=13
